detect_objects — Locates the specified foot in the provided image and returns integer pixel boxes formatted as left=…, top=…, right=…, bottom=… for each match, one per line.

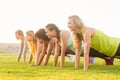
left=105, top=57, right=114, bottom=65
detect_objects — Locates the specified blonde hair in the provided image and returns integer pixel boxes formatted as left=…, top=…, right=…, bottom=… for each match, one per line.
left=15, top=29, right=24, bottom=36
left=68, top=15, right=84, bottom=29
left=26, top=30, right=34, bottom=37
left=68, top=15, right=84, bottom=49
left=26, top=30, right=37, bottom=55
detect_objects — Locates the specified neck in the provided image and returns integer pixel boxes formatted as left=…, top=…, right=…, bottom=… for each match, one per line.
left=21, top=36, right=24, bottom=41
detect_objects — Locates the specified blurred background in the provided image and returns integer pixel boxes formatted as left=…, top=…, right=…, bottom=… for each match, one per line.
left=0, top=0, right=120, bottom=52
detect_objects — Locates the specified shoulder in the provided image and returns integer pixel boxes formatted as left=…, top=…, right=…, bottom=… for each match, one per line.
left=84, top=27, right=96, bottom=36
left=60, top=30, right=70, bottom=36
left=48, top=38, right=55, bottom=43
left=36, top=40, right=42, bottom=46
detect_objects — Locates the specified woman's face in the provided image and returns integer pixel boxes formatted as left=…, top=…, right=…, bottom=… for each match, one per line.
left=68, top=18, right=75, bottom=31
left=45, top=28, right=55, bottom=39
left=15, top=33, right=21, bottom=40
left=26, top=34, right=33, bottom=41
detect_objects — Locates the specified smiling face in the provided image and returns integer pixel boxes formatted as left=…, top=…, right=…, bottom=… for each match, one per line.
left=15, top=30, right=24, bottom=40
left=68, top=18, right=75, bottom=31
left=45, top=28, right=56, bottom=39
left=35, top=28, right=50, bottom=44
left=26, top=30, right=34, bottom=41
left=26, top=34, right=33, bottom=41
left=68, top=15, right=84, bottom=32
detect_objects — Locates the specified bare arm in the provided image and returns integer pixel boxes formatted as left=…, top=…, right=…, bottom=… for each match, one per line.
left=17, top=41, right=24, bottom=62
left=22, top=39, right=28, bottom=56
left=60, top=32, right=68, bottom=68
left=44, top=39, right=55, bottom=66
left=53, top=39, right=60, bottom=67
left=38, top=43, right=48, bottom=65
left=83, top=29, right=91, bottom=70
left=22, top=39, right=28, bottom=62
left=75, top=41, right=82, bottom=69
left=29, top=53, right=33, bottom=64
left=34, top=40, right=42, bottom=65
left=18, top=41, right=24, bottom=54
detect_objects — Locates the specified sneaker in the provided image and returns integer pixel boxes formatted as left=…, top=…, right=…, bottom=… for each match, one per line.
left=89, top=57, right=94, bottom=64
left=68, top=55, right=75, bottom=62
left=105, top=57, right=114, bottom=65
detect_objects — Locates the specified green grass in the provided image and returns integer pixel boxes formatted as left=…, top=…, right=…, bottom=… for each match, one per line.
left=0, top=53, right=120, bottom=80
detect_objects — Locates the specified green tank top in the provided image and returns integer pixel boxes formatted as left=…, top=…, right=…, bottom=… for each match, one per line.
left=90, top=29, right=120, bottom=57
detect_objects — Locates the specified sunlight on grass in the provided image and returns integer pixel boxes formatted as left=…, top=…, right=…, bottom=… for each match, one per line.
left=0, top=53, right=120, bottom=80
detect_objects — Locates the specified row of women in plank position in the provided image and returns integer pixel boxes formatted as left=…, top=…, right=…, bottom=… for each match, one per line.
left=15, top=15, right=120, bottom=70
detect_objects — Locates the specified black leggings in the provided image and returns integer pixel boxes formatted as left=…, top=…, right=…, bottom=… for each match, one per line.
left=65, top=47, right=109, bottom=58
left=90, top=44, right=120, bottom=57
left=66, top=44, right=120, bottom=58
left=114, top=44, right=120, bottom=56
left=82, top=48, right=109, bottom=58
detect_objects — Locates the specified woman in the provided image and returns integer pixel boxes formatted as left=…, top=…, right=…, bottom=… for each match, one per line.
left=35, top=28, right=55, bottom=66
left=26, top=30, right=42, bottom=65
left=68, top=15, right=120, bottom=70
left=15, top=29, right=28, bottom=63
left=45, top=23, right=76, bottom=68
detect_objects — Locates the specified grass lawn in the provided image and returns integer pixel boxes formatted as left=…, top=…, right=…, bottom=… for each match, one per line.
left=0, top=53, right=120, bottom=80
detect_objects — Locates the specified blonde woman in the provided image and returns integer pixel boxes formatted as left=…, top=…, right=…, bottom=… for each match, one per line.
left=26, top=30, right=42, bottom=64
left=68, top=15, right=120, bottom=70
left=15, top=29, right=28, bottom=63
